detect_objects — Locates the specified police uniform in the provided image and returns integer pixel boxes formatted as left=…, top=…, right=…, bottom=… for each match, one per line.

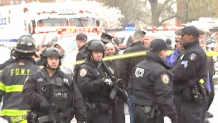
left=22, top=67, right=86, bottom=123
left=76, top=59, right=114, bottom=123
left=75, top=40, right=123, bottom=123
left=171, top=26, right=208, bottom=123
left=0, top=35, right=39, bottom=123
left=131, top=39, right=178, bottom=123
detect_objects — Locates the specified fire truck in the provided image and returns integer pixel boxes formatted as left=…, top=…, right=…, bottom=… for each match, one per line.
left=0, top=2, right=103, bottom=49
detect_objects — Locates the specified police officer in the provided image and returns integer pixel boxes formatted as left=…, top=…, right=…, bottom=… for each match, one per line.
left=131, top=39, right=178, bottom=123
left=75, top=40, right=125, bottom=123
left=171, top=26, right=208, bottom=123
left=0, top=35, right=39, bottom=123
left=22, top=47, right=86, bottom=123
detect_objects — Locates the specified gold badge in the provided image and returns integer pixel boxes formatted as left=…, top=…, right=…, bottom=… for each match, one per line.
left=79, top=68, right=88, bottom=77
left=161, top=74, right=169, bottom=85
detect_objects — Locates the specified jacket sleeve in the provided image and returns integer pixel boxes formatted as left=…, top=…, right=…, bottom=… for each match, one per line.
left=0, top=69, right=6, bottom=97
left=165, top=49, right=181, bottom=67
left=22, top=75, right=44, bottom=108
left=72, top=82, right=86, bottom=122
left=76, top=67, right=103, bottom=96
left=154, top=71, right=178, bottom=122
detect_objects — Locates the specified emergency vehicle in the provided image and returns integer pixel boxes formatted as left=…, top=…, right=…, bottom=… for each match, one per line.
left=0, top=2, right=103, bottom=50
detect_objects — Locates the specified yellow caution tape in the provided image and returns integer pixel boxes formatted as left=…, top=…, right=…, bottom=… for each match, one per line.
left=62, top=50, right=218, bottom=66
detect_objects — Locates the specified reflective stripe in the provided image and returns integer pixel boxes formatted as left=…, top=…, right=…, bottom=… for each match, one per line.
left=1, top=109, right=29, bottom=116
left=0, top=82, right=23, bottom=93
left=0, top=81, right=6, bottom=92
left=18, top=120, right=27, bottom=123
left=5, top=85, right=24, bottom=93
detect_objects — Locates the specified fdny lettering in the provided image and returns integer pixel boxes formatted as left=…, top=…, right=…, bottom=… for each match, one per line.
left=10, top=68, right=30, bottom=76
left=54, top=92, right=68, bottom=98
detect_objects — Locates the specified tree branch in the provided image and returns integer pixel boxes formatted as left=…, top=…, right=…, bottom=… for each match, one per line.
left=161, top=1, right=177, bottom=12
left=136, top=17, right=151, bottom=25
left=159, top=14, right=177, bottom=25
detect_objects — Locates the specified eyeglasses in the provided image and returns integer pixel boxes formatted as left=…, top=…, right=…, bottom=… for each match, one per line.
left=175, top=39, right=181, bottom=42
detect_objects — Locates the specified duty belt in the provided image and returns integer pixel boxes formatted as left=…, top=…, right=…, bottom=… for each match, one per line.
left=136, top=105, right=152, bottom=113
left=38, top=113, right=64, bottom=123
left=136, top=105, right=160, bottom=118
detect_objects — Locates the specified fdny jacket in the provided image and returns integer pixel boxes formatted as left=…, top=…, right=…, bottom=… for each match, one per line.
left=131, top=51, right=178, bottom=122
left=0, top=59, right=39, bottom=123
left=22, top=67, right=86, bottom=122
left=171, top=40, right=207, bottom=93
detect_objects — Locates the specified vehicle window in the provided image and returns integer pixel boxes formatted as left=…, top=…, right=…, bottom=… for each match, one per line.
left=69, top=17, right=96, bottom=27
left=37, top=18, right=68, bottom=27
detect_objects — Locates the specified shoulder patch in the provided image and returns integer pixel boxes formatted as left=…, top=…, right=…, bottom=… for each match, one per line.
left=135, top=67, right=144, bottom=78
left=189, top=53, right=197, bottom=60
left=160, top=74, right=169, bottom=85
left=79, top=68, right=88, bottom=77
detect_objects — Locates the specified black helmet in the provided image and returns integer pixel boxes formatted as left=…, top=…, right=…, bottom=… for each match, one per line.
left=41, top=47, right=63, bottom=67
left=86, top=40, right=105, bottom=59
left=88, top=40, right=106, bottom=51
left=14, top=35, right=37, bottom=53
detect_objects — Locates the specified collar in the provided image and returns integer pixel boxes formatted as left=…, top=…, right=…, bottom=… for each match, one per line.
left=79, top=44, right=87, bottom=51
left=16, top=58, right=35, bottom=64
left=131, top=41, right=144, bottom=47
left=183, top=39, right=199, bottom=50
left=145, top=51, right=170, bottom=70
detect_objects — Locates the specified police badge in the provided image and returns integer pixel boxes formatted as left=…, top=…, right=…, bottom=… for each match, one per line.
left=160, top=74, right=169, bottom=85
left=79, top=68, right=88, bottom=77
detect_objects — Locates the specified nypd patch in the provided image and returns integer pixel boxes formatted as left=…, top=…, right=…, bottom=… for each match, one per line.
left=189, top=53, right=197, bottom=60
left=79, top=68, right=88, bottom=77
left=161, top=74, right=169, bottom=85
left=135, top=67, right=144, bottom=78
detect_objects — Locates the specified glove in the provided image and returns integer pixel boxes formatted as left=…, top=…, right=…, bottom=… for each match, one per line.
left=0, top=117, right=9, bottom=123
left=103, top=78, right=113, bottom=86
left=40, top=97, right=50, bottom=112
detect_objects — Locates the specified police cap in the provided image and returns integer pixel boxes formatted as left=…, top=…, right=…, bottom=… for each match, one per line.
left=175, top=26, right=199, bottom=37
left=149, top=39, right=167, bottom=51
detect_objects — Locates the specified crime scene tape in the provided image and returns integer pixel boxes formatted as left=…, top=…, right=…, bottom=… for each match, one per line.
left=61, top=50, right=218, bottom=66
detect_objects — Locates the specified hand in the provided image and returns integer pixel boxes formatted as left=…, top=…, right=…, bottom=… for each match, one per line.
left=40, top=98, right=50, bottom=112
left=103, top=78, right=113, bottom=86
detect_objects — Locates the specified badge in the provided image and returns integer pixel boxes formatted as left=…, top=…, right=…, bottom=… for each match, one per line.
left=135, top=67, right=144, bottom=78
left=160, top=74, right=169, bottom=85
left=79, top=68, right=88, bottom=77
left=189, top=53, right=196, bottom=60
left=181, top=60, right=188, bottom=68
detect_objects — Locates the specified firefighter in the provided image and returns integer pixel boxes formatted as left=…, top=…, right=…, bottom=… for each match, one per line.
left=22, top=47, right=86, bottom=123
left=0, top=35, right=39, bottom=123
